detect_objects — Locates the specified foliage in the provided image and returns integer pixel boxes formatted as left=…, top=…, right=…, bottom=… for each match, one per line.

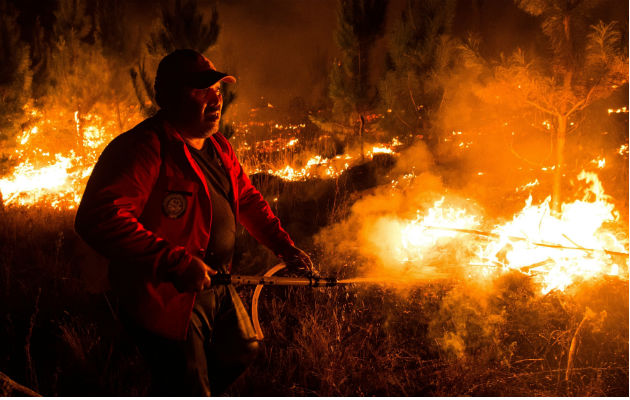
left=329, top=0, right=388, bottom=122
left=131, top=0, right=223, bottom=117
left=379, top=0, right=458, bottom=146
left=449, top=0, right=628, bottom=211
left=486, top=23, right=628, bottom=117
left=93, top=0, right=145, bottom=132
left=0, top=0, right=32, bottom=146
left=47, top=0, right=109, bottom=133
left=147, top=0, right=219, bottom=56
left=29, top=17, right=53, bottom=100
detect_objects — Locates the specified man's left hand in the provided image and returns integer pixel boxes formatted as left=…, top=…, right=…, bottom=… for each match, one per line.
left=280, top=245, right=320, bottom=277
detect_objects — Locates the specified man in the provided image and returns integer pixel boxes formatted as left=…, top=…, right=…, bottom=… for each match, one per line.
left=75, top=49, right=315, bottom=395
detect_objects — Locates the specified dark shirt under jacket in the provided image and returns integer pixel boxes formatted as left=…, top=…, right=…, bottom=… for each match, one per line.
left=187, top=139, right=236, bottom=272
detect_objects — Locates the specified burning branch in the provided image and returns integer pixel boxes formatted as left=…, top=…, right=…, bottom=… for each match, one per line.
left=423, top=225, right=629, bottom=257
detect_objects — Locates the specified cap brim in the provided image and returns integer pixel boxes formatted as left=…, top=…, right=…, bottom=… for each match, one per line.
left=187, top=70, right=236, bottom=88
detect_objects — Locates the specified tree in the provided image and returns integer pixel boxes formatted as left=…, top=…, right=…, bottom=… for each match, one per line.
left=329, top=0, right=389, bottom=158
left=131, top=0, right=224, bottom=117
left=95, top=0, right=144, bottom=131
left=147, top=0, right=219, bottom=56
left=379, top=0, right=458, bottom=148
left=465, top=0, right=628, bottom=213
left=30, top=17, right=53, bottom=100
left=0, top=0, right=32, bottom=148
left=512, top=0, right=627, bottom=212
left=47, top=0, right=110, bottom=152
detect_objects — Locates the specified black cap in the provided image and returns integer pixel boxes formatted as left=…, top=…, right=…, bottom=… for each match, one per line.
left=155, top=49, right=236, bottom=90
left=154, top=49, right=236, bottom=108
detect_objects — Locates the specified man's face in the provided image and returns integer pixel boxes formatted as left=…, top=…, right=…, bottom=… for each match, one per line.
left=173, top=81, right=223, bottom=138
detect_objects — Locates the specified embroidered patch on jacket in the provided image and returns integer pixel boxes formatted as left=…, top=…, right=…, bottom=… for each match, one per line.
left=162, top=192, right=187, bottom=219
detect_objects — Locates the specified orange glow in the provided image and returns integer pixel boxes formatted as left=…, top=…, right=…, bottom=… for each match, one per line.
left=367, top=197, right=481, bottom=265
left=0, top=154, right=79, bottom=208
left=243, top=139, right=401, bottom=181
left=363, top=172, right=628, bottom=294
left=473, top=173, right=627, bottom=293
left=1, top=107, right=627, bottom=296
left=607, top=106, right=628, bottom=114
left=0, top=105, right=139, bottom=209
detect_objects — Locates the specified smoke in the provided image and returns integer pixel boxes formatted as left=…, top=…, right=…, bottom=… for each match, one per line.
left=314, top=140, right=486, bottom=286
left=312, top=43, right=628, bottom=358
left=210, top=0, right=337, bottom=119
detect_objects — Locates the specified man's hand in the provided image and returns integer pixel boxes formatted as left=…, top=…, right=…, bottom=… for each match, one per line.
left=280, top=245, right=320, bottom=277
left=173, top=256, right=218, bottom=293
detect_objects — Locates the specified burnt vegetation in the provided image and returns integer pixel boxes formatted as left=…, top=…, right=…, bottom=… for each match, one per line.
left=0, top=0, right=628, bottom=396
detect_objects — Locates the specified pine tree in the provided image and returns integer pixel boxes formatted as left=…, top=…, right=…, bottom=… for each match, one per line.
left=131, top=0, right=224, bottom=117
left=0, top=0, right=32, bottom=150
left=95, top=0, right=143, bottom=131
left=479, top=0, right=628, bottom=213
left=147, top=0, right=219, bottom=56
left=30, top=17, right=52, bottom=100
left=380, top=0, right=458, bottom=147
left=329, top=0, right=389, bottom=157
left=47, top=0, right=111, bottom=152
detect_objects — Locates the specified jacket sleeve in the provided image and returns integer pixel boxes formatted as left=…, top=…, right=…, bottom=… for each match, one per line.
left=74, top=130, right=192, bottom=282
left=224, top=141, right=295, bottom=256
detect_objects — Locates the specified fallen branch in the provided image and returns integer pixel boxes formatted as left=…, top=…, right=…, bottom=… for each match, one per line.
left=423, top=225, right=629, bottom=257
left=0, top=372, right=40, bottom=396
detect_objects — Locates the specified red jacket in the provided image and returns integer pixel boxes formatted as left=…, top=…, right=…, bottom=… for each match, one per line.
left=75, top=112, right=294, bottom=340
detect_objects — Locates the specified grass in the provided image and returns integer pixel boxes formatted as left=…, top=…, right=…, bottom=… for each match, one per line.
left=0, top=153, right=628, bottom=396
left=227, top=254, right=628, bottom=396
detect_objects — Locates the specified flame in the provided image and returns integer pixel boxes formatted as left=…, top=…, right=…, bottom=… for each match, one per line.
left=259, top=154, right=353, bottom=180
left=516, top=179, right=539, bottom=192
left=1, top=108, right=401, bottom=204
left=368, top=145, right=394, bottom=155
left=1, top=103, right=627, bottom=298
left=0, top=153, right=80, bottom=208
left=361, top=197, right=482, bottom=280
left=607, top=106, right=628, bottom=114
left=0, top=105, right=139, bottom=209
left=243, top=139, right=401, bottom=181
left=484, top=172, right=627, bottom=293
left=591, top=157, right=606, bottom=169
left=391, top=198, right=480, bottom=263
left=473, top=173, right=627, bottom=293
left=365, top=172, right=628, bottom=294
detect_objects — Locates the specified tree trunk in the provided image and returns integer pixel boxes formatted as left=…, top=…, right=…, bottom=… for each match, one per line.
left=116, top=100, right=124, bottom=133
left=551, top=115, right=567, bottom=214
left=359, top=114, right=365, bottom=161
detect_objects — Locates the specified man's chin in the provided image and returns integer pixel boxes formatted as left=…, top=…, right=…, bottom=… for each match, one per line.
left=193, top=122, right=220, bottom=138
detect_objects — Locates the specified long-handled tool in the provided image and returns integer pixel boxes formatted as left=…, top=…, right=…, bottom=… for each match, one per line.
left=213, top=263, right=341, bottom=340
left=212, top=273, right=337, bottom=287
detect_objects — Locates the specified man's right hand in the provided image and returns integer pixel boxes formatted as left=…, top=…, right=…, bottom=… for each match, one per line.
left=173, top=256, right=218, bottom=293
